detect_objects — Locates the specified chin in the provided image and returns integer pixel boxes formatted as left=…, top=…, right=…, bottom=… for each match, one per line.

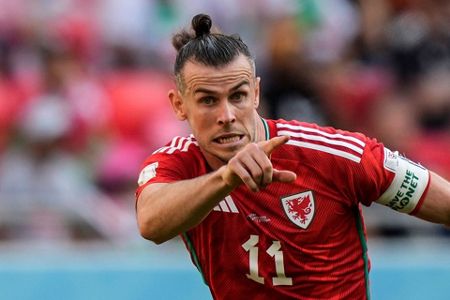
left=213, top=151, right=235, bottom=163
left=215, top=146, right=242, bottom=163
left=202, top=139, right=248, bottom=165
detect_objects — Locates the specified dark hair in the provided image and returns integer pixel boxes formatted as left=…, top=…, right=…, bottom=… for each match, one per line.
left=172, top=14, right=254, bottom=87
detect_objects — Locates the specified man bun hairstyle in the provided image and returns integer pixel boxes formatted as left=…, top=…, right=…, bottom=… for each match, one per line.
left=172, top=13, right=254, bottom=88
left=192, top=13, right=212, bottom=38
left=172, top=14, right=212, bottom=51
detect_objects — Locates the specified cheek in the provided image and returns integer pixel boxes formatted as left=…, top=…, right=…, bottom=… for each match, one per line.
left=236, top=104, right=255, bottom=121
left=188, top=112, right=214, bottom=131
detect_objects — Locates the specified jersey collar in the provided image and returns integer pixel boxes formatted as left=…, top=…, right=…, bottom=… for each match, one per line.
left=261, top=117, right=270, bottom=140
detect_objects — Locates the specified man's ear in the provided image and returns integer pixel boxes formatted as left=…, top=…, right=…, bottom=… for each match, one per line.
left=169, top=89, right=187, bottom=121
left=254, top=77, right=261, bottom=108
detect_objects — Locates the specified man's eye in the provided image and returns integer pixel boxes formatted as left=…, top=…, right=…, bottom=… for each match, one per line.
left=230, top=92, right=246, bottom=101
left=200, top=97, right=216, bottom=105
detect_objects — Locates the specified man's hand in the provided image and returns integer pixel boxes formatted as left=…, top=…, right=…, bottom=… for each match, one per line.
left=221, top=136, right=297, bottom=192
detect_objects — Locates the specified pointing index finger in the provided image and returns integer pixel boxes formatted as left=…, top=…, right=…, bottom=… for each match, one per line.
left=259, top=135, right=289, bottom=156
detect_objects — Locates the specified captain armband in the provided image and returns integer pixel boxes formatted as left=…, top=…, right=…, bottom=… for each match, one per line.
left=375, top=148, right=430, bottom=214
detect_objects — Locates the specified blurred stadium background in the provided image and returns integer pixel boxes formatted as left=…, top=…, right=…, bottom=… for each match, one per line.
left=0, top=0, right=449, bottom=299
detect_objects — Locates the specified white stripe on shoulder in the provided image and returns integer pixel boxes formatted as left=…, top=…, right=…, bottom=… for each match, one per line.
left=276, top=123, right=365, bottom=147
left=181, top=140, right=195, bottom=152
left=278, top=130, right=364, bottom=154
left=153, top=136, right=198, bottom=155
left=152, top=136, right=181, bottom=154
left=152, top=136, right=180, bottom=154
left=170, top=136, right=181, bottom=147
left=167, top=137, right=189, bottom=154
left=286, top=140, right=362, bottom=163
left=152, top=146, right=167, bottom=154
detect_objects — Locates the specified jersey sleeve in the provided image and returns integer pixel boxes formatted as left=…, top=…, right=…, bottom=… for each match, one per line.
left=351, top=136, right=430, bottom=215
left=135, top=141, right=201, bottom=200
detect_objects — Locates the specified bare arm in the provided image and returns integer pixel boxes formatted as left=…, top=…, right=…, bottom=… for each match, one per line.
left=137, top=167, right=233, bottom=244
left=136, top=136, right=296, bottom=244
left=414, top=171, right=450, bottom=225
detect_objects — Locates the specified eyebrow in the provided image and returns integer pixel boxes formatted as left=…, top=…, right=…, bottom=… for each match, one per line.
left=230, top=80, right=250, bottom=91
left=193, top=79, right=250, bottom=95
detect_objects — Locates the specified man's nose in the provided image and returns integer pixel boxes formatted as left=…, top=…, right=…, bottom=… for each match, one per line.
left=217, top=101, right=236, bottom=125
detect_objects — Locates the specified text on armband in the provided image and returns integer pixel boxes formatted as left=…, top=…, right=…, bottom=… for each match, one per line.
left=388, top=169, right=419, bottom=211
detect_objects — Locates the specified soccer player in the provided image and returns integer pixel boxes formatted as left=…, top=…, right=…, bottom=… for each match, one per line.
left=135, top=14, right=450, bottom=299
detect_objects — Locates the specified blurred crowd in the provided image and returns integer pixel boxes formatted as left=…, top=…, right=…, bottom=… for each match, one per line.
left=0, top=0, right=448, bottom=244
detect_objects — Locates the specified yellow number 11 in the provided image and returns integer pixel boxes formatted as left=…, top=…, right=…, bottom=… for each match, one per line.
left=242, top=235, right=293, bottom=286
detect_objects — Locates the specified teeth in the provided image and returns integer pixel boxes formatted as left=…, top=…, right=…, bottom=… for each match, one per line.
left=217, top=136, right=240, bottom=144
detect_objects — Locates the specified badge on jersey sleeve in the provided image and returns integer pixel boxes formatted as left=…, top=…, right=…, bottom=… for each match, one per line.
left=281, top=191, right=315, bottom=229
left=137, top=162, right=159, bottom=186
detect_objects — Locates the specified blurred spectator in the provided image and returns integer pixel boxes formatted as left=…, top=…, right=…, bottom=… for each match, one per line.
left=0, top=39, right=24, bottom=152
left=0, top=93, right=136, bottom=242
left=413, top=70, right=450, bottom=132
left=316, top=61, right=394, bottom=131
left=368, top=91, right=418, bottom=154
left=385, top=0, right=450, bottom=84
left=97, top=46, right=188, bottom=199
left=261, top=15, right=326, bottom=124
left=409, top=70, right=450, bottom=179
left=28, top=44, right=110, bottom=152
left=368, top=81, right=450, bottom=179
left=0, top=91, right=100, bottom=241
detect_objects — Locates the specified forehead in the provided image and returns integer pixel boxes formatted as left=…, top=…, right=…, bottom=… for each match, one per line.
left=181, top=55, right=254, bottom=93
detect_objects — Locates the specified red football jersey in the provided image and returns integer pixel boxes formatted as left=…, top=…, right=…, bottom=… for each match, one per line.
left=136, top=119, right=430, bottom=300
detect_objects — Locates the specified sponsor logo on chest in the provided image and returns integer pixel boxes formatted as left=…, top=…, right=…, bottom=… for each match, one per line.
left=281, top=191, right=315, bottom=229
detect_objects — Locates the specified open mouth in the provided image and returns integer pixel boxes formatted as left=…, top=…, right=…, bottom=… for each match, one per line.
left=214, top=134, right=244, bottom=144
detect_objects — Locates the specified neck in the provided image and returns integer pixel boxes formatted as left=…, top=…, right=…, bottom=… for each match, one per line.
left=254, top=115, right=267, bottom=143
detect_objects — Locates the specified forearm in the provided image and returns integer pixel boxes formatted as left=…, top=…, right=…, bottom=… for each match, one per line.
left=415, top=172, right=450, bottom=226
left=137, top=166, right=234, bottom=244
